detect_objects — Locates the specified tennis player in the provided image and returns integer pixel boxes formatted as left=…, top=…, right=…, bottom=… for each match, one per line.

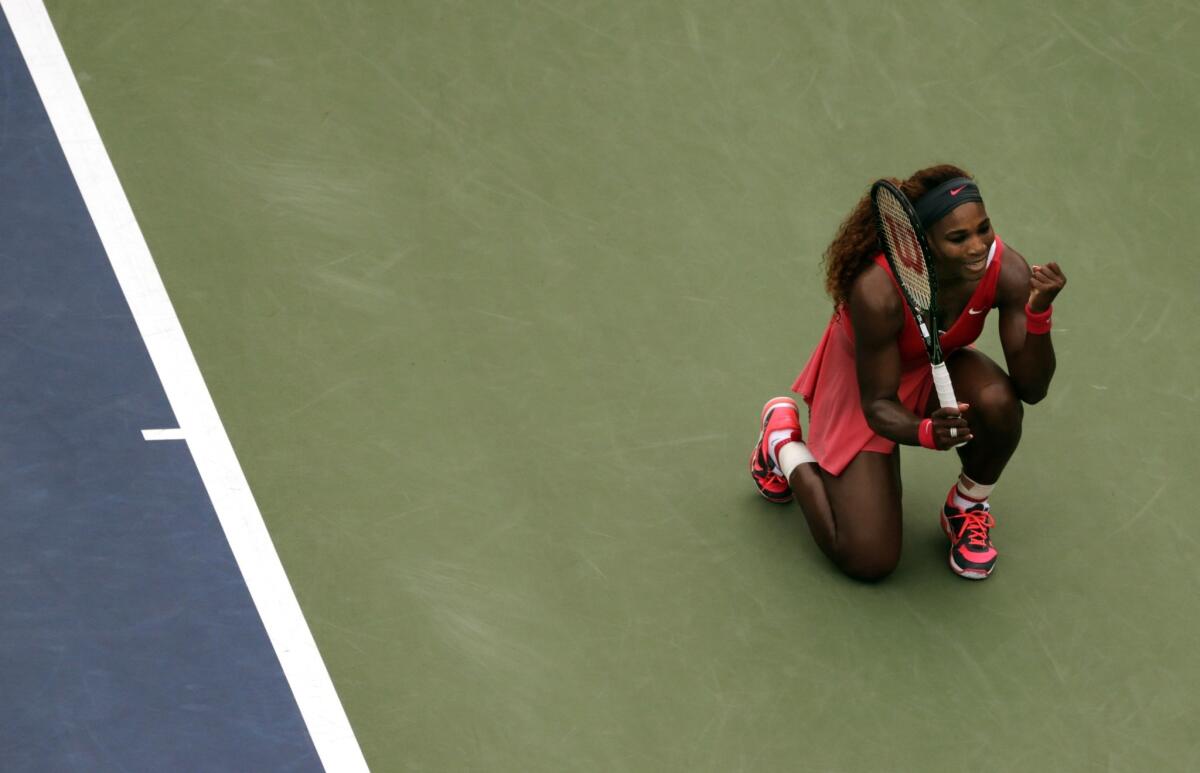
left=750, top=164, right=1066, bottom=580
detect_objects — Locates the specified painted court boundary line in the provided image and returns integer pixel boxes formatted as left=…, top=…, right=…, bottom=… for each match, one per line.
left=142, top=428, right=186, bottom=441
left=1, top=2, right=369, bottom=770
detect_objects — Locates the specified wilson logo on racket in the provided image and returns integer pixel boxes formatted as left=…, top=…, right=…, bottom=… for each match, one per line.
left=885, top=219, right=925, bottom=275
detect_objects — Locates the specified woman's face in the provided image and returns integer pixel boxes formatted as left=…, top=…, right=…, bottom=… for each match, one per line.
left=926, top=202, right=994, bottom=283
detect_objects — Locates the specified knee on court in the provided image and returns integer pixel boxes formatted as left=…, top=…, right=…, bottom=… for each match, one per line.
left=834, top=536, right=900, bottom=582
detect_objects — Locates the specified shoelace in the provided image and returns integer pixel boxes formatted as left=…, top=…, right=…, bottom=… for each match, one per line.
left=954, top=509, right=995, bottom=548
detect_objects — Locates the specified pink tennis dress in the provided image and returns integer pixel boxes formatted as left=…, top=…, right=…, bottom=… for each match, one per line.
left=792, top=237, right=1006, bottom=475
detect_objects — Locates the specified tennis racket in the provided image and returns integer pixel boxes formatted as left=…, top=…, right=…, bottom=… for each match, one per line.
left=869, top=179, right=964, bottom=443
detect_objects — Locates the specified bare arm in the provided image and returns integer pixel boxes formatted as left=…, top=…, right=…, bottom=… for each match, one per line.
left=995, top=247, right=1066, bottom=404
left=849, top=266, right=970, bottom=448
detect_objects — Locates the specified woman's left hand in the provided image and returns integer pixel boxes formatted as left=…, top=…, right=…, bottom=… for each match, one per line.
left=1028, top=262, right=1066, bottom=313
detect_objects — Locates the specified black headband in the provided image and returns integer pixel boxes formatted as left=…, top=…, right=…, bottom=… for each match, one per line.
left=914, top=177, right=983, bottom=228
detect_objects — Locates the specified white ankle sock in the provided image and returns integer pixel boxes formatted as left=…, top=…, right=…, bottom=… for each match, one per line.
left=954, top=473, right=994, bottom=510
left=777, top=441, right=816, bottom=480
left=767, top=429, right=796, bottom=471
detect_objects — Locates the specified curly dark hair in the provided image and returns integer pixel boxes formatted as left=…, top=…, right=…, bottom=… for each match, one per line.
left=822, top=164, right=974, bottom=308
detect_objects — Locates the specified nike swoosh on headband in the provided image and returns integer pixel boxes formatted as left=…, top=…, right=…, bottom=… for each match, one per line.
left=949, top=186, right=967, bottom=196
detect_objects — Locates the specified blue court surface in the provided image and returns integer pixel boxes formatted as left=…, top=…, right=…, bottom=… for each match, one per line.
left=0, top=10, right=322, bottom=771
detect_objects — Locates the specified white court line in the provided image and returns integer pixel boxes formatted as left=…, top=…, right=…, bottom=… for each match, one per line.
left=1, top=2, right=369, bottom=770
left=142, top=428, right=187, bottom=442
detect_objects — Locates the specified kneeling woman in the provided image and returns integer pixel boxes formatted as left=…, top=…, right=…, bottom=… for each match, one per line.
left=750, top=164, right=1066, bottom=581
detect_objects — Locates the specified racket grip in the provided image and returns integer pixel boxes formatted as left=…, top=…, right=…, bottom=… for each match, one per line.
left=931, top=361, right=968, bottom=447
left=931, top=362, right=957, bottom=409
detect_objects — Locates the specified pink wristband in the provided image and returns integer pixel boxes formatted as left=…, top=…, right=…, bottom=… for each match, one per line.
left=918, top=418, right=937, bottom=450
left=1025, top=303, right=1052, bottom=335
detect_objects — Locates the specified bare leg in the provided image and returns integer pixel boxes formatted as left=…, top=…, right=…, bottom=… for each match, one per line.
left=787, top=450, right=903, bottom=581
left=933, top=348, right=1024, bottom=485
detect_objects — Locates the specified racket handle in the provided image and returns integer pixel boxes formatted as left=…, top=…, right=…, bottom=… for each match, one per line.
left=931, top=362, right=957, bottom=408
left=930, top=362, right=968, bottom=447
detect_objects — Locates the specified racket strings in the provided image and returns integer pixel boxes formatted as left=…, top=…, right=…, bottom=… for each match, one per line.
left=875, top=191, right=933, bottom=311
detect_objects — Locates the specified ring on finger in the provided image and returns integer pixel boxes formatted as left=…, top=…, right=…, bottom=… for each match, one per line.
left=950, top=427, right=958, bottom=439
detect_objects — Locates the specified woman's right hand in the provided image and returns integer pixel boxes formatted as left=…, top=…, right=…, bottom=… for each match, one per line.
left=930, top=403, right=973, bottom=449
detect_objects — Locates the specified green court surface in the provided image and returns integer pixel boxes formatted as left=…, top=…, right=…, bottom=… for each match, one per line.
left=46, top=2, right=1199, bottom=770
